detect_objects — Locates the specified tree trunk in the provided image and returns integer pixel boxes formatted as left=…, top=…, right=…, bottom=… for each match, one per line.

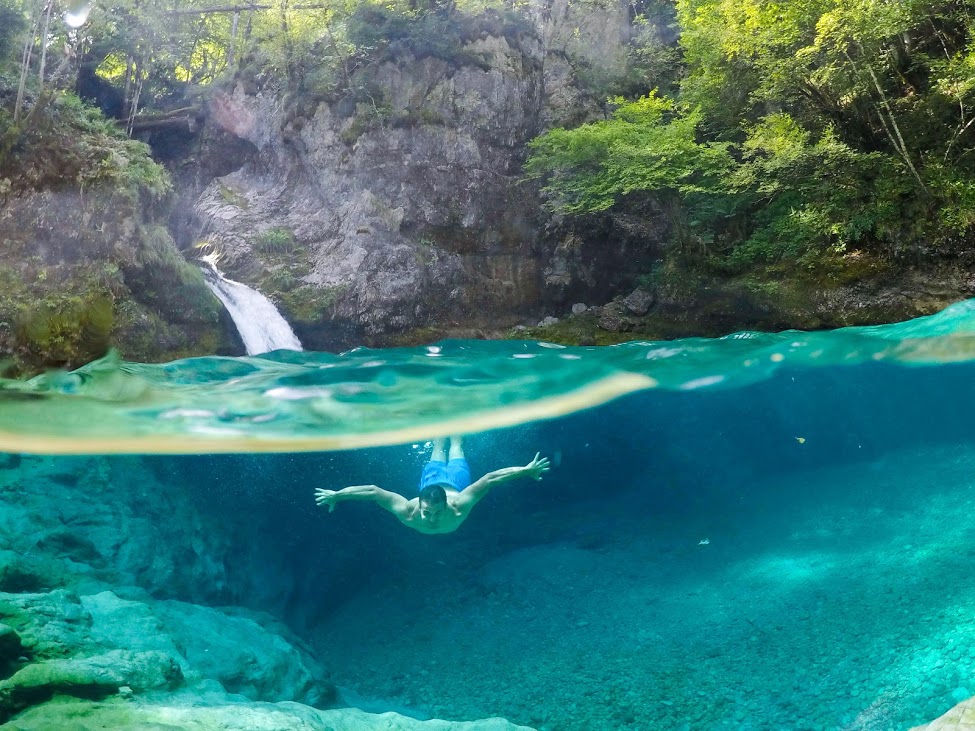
left=36, top=0, right=55, bottom=97
left=227, top=11, right=240, bottom=68
left=14, top=0, right=44, bottom=122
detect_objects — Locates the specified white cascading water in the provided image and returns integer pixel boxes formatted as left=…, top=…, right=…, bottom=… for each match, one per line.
left=200, top=261, right=302, bottom=355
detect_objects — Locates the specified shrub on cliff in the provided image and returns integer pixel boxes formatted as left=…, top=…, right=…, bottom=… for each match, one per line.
left=346, top=3, right=491, bottom=70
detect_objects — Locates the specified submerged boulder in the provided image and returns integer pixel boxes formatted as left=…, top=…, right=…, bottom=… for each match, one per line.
left=0, top=650, right=182, bottom=718
left=0, top=589, right=335, bottom=717
left=1, top=698, right=537, bottom=731
left=152, top=600, right=335, bottom=707
left=0, top=590, right=93, bottom=661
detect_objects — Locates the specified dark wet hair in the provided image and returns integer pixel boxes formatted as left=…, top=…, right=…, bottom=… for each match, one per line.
left=418, top=484, right=447, bottom=507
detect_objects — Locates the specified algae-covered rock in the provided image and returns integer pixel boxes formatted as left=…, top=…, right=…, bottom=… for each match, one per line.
left=79, top=593, right=180, bottom=658
left=76, top=592, right=335, bottom=707
left=1, top=697, right=538, bottom=731
left=0, top=649, right=182, bottom=718
left=0, top=591, right=91, bottom=660
left=0, top=589, right=335, bottom=712
left=0, top=624, right=24, bottom=678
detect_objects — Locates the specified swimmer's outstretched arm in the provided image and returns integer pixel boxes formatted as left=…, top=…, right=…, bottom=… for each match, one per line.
left=454, top=453, right=550, bottom=510
left=315, top=485, right=410, bottom=518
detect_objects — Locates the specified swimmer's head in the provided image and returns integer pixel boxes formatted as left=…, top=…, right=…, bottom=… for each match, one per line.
left=418, top=484, right=448, bottom=521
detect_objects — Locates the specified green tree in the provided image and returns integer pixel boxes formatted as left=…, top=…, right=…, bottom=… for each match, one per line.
left=525, top=93, right=734, bottom=251
left=528, top=0, right=975, bottom=273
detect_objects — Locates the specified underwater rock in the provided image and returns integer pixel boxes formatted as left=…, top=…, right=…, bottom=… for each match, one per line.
left=0, top=552, right=61, bottom=595
left=0, top=590, right=93, bottom=660
left=81, top=592, right=335, bottom=705
left=910, top=692, right=975, bottom=729
left=34, top=530, right=103, bottom=567
left=0, top=455, right=21, bottom=470
left=0, top=589, right=334, bottom=710
left=1, top=697, right=537, bottom=730
left=151, top=601, right=335, bottom=707
left=0, top=649, right=182, bottom=718
left=0, top=457, right=240, bottom=604
left=79, top=592, right=182, bottom=657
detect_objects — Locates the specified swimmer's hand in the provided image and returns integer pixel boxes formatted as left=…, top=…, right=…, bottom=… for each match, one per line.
left=524, top=453, right=551, bottom=480
left=315, top=488, right=339, bottom=512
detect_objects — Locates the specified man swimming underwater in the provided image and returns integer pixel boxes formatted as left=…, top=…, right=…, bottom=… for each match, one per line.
left=314, top=435, right=550, bottom=534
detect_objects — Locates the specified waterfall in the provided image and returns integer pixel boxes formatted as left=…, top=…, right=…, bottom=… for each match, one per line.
left=201, top=264, right=302, bottom=355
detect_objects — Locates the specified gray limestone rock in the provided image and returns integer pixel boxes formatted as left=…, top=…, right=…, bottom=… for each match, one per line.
left=597, top=304, right=634, bottom=332
left=622, top=287, right=655, bottom=316
left=0, top=590, right=93, bottom=660
left=188, top=0, right=651, bottom=350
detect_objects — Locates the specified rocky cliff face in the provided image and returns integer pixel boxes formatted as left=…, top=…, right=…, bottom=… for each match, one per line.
left=188, top=0, right=666, bottom=351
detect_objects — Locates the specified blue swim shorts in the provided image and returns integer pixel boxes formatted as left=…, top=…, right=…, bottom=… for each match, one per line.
left=419, top=458, right=472, bottom=492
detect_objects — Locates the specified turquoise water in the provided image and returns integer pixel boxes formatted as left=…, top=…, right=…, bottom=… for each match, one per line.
left=7, top=302, right=975, bottom=728
left=3, top=298, right=975, bottom=454
left=286, top=357, right=975, bottom=730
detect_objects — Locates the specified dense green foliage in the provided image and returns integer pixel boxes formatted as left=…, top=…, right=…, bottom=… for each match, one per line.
left=526, top=0, right=975, bottom=277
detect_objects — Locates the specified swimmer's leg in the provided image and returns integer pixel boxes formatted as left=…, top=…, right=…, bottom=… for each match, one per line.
left=431, top=437, right=447, bottom=462
left=447, top=436, right=471, bottom=490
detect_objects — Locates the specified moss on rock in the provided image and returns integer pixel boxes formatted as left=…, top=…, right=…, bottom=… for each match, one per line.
left=0, top=650, right=183, bottom=720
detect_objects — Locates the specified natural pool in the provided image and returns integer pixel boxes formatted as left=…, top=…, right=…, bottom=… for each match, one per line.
left=4, top=301, right=975, bottom=730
